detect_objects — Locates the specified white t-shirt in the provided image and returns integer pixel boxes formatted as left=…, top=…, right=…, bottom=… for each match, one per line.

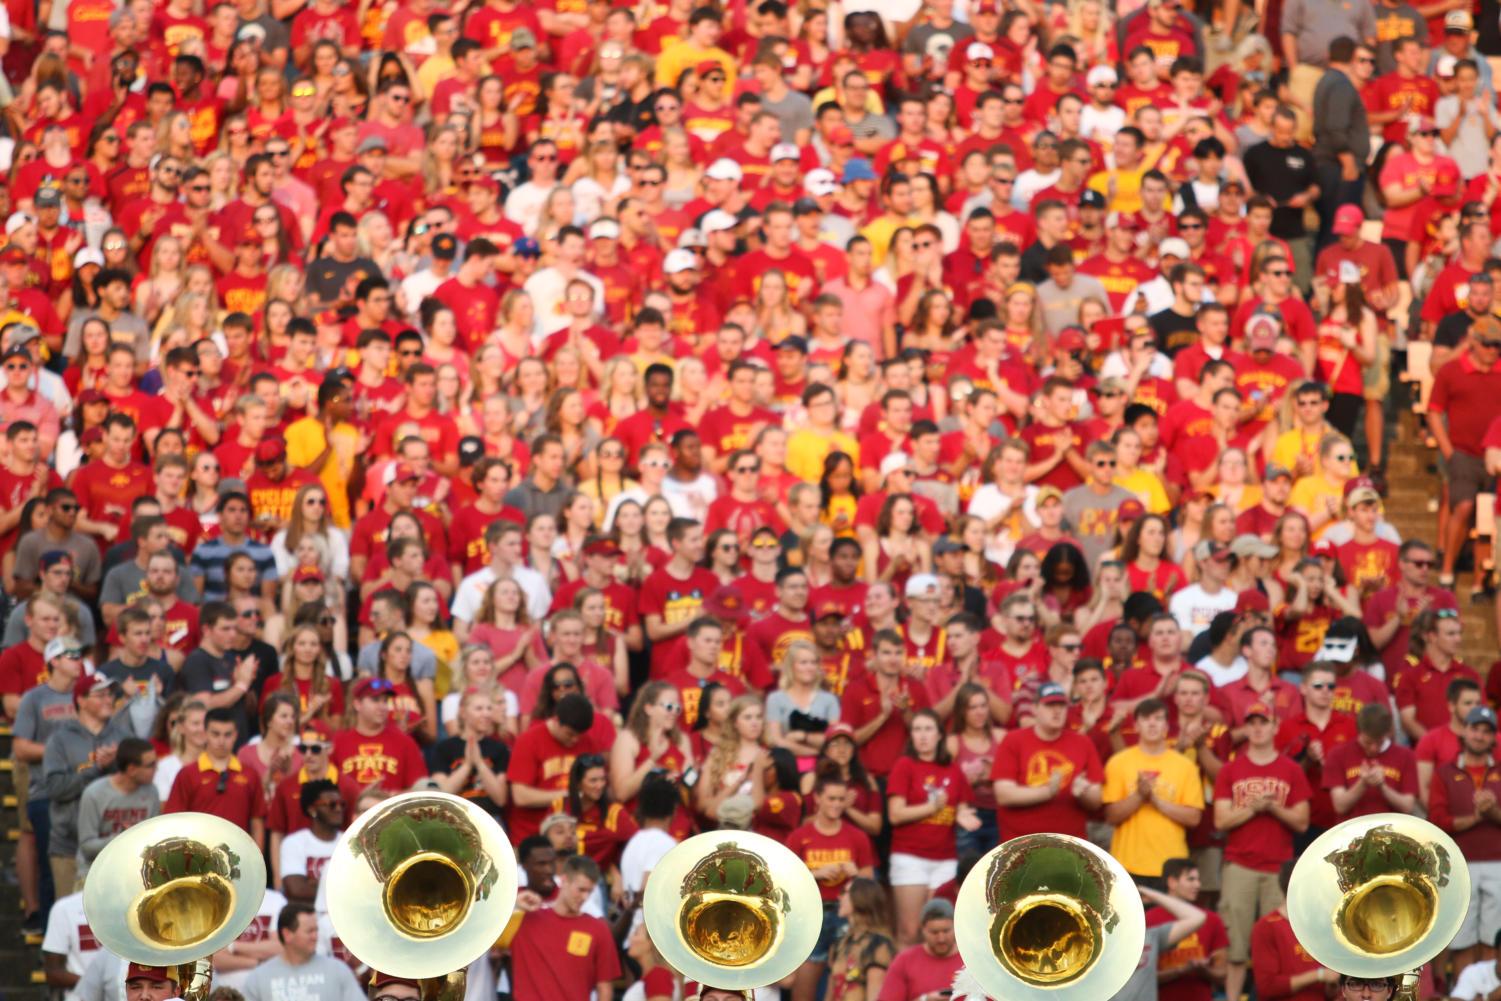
left=74, top=949, right=125, bottom=1001
left=152, top=754, right=185, bottom=800
left=450, top=565, right=551, bottom=623
left=660, top=474, right=718, bottom=523
left=215, top=889, right=290, bottom=991
left=280, top=828, right=337, bottom=904
left=1195, top=654, right=1248, bottom=687
left=1453, top=959, right=1501, bottom=1001
left=41, top=892, right=96, bottom=1001
left=619, top=827, right=677, bottom=935
left=1169, top=583, right=1238, bottom=640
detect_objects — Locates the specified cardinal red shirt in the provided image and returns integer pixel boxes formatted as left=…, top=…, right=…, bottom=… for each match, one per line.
left=1274, top=711, right=1357, bottom=830
left=1395, top=659, right=1479, bottom=733
left=163, top=754, right=265, bottom=829
left=1148, top=906, right=1230, bottom=1001
left=886, top=756, right=974, bottom=859
left=510, top=908, right=622, bottom=999
left=839, top=674, right=930, bottom=777
left=990, top=726, right=1104, bottom=840
left=639, top=564, right=721, bottom=675
left=69, top=459, right=154, bottom=533
left=1213, top=751, right=1311, bottom=870
left=1322, top=738, right=1418, bottom=819
left=1251, top=911, right=1324, bottom=1001
left=330, top=724, right=427, bottom=805
left=506, top=719, right=611, bottom=839
left=787, top=819, right=877, bottom=901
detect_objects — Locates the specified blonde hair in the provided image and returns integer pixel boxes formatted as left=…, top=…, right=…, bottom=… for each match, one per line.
left=705, top=694, right=765, bottom=791
left=777, top=640, right=824, bottom=691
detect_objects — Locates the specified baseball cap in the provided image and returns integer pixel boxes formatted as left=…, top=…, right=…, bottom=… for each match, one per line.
left=1159, top=237, right=1191, bottom=260
left=1436, top=53, right=1460, bottom=77
left=588, top=218, right=621, bottom=241
left=1465, top=706, right=1498, bottom=728
left=125, top=966, right=176, bottom=986
left=389, top=461, right=422, bottom=484
left=792, top=197, right=821, bottom=217
left=1107, top=211, right=1141, bottom=231
left=1409, top=114, right=1439, bottom=136
left=1245, top=312, right=1282, bottom=351
left=47, top=637, right=87, bottom=664
left=904, top=573, right=941, bottom=599
left=5, top=211, right=34, bottom=236
left=1244, top=701, right=1274, bottom=721
left=776, top=335, right=808, bottom=354
left=0, top=342, right=30, bottom=364
left=825, top=721, right=856, bottom=742
left=0, top=245, right=27, bottom=265
left=583, top=536, right=622, bottom=558
left=39, top=550, right=73, bottom=571
left=1346, top=485, right=1381, bottom=508
left=254, top=438, right=287, bottom=463
left=1079, top=189, right=1106, bottom=210
left=72, top=671, right=114, bottom=702
left=813, top=601, right=845, bottom=621
left=828, top=126, right=855, bottom=147
left=514, top=236, right=541, bottom=259
left=356, top=135, right=388, bottom=154
left=702, top=209, right=739, bottom=233
left=1332, top=204, right=1365, bottom=235
left=677, top=228, right=707, bottom=249
left=879, top=451, right=913, bottom=477
left=933, top=537, right=965, bottom=556
left=352, top=677, right=396, bottom=700
left=431, top=233, right=458, bottom=260
left=663, top=248, right=699, bottom=274
left=1086, top=65, right=1118, bottom=86
left=966, top=41, right=995, bottom=60
left=1056, top=327, right=1086, bottom=353
left=804, top=169, right=838, bottom=197
left=1193, top=539, right=1231, bottom=562
left=509, top=26, right=537, bottom=48
left=73, top=247, right=105, bottom=270
left=705, top=159, right=743, bottom=183
left=458, top=436, right=485, bottom=466
left=1310, top=539, right=1337, bottom=559
left=1038, top=682, right=1068, bottom=705
left=1446, top=9, right=1473, bottom=31
left=1117, top=498, right=1146, bottom=524
left=292, top=565, right=324, bottom=584
left=1036, top=485, right=1063, bottom=505
left=369, top=973, right=422, bottom=994
left=771, top=143, right=800, bottom=162
left=703, top=584, right=747, bottom=622
left=34, top=187, right=61, bottom=208
left=841, top=158, right=877, bottom=184
left=1264, top=463, right=1293, bottom=482
left=1230, top=534, right=1278, bottom=560
left=1235, top=588, right=1271, bottom=613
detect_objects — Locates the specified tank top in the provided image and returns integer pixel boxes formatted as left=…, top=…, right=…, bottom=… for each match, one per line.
left=952, top=733, right=999, bottom=810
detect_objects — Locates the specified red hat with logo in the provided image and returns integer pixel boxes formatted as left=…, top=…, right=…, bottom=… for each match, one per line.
left=583, top=537, right=622, bottom=558
left=369, top=972, right=422, bottom=993
left=1244, top=701, right=1275, bottom=721
left=254, top=437, right=286, bottom=463
left=293, top=565, right=324, bottom=584
left=1234, top=589, right=1270, bottom=614
left=703, top=584, right=747, bottom=622
left=125, top=965, right=177, bottom=986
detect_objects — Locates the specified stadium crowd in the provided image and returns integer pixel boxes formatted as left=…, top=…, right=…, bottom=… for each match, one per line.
left=3, top=0, right=1501, bottom=998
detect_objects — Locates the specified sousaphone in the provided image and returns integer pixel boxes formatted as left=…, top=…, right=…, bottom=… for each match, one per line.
left=83, top=812, right=268, bottom=1001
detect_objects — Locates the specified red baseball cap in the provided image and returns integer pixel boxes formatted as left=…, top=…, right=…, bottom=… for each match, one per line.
left=293, top=565, right=324, bottom=584
left=1234, top=589, right=1270, bottom=614
left=125, top=965, right=176, bottom=986
left=1244, top=701, right=1274, bottom=721
left=369, top=972, right=422, bottom=993
left=254, top=437, right=286, bottom=463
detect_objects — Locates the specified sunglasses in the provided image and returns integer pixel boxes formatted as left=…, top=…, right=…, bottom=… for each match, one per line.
left=389, top=93, right=411, bottom=103
left=239, top=608, right=261, bottom=619
left=4, top=361, right=31, bottom=370
left=298, top=742, right=330, bottom=754
left=1059, top=642, right=1082, bottom=652
left=734, top=465, right=760, bottom=474
left=1308, top=682, right=1335, bottom=691
left=1435, top=608, right=1460, bottom=619
left=752, top=539, right=779, bottom=550
left=1268, top=269, right=1291, bottom=278
left=55, top=503, right=78, bottom=512
left=1405, top=558, right=1433, bottom=568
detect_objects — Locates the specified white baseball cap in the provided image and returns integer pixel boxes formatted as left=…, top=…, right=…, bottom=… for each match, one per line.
left=663, top=248, right=699, bottom=274
left=1159, top=237, right=1191, bottom=259
left=804, top=169, right=838, bottom=197
left=5, top=212, right=34, bottom=236
left=705, top=158, right=743, bottom=182
left=73, top=247, right=105, bottom=270
left=1086, top=65, right=1118, bottom=86
left=587, top=218, right=620, bottom=240
left=771, top=143, right=800, bottom=162
left=701, top=209, right=739, bottom=233
left=966, top=41, right=995, bottom=60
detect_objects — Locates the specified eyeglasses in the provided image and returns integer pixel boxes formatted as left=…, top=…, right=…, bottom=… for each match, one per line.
left=306, top=496, right=327, bottom=506
left=914, top=240, right=935, bottom=249
left=158, top=165, right=181, bottom=177
left=642, top=459, right=670, bottom=469
left=291, top=84, right=316, bottom=98
left=717, top=543, right=739, bottom=552
left=1405, top=558, right=1433, bottom=568
left=1002, top=97, right=1024, bottom=105
left=1268, top=269, right=1291, bottom=278
left=734, top=465, right=759, bottom=474
left=752, top=539, right=779, bottom=550
left=389, top=93, right=411, bottom=103
left=238, top=609, right=261, bottom=619
left=55, top=502, right=78, bottom=512
left=1331, top=453, right=1354, bottom=462
left=1094, top=459, right=1116, bottom=467
left=993, top=177, right=1015, bottom=185
left=532, top=153, right=556, bottom=162
left=4, top=361, right=31, bottom=371
left=1011, top=614, right=1038, bottom=623
left=639, top=179, right=663, bottom=187
left=268, top=148, right=289, bottom=158
left=398, top=348, right=423, bottom=357
left=1308, top=682, right=1335, bottom=690
left=103, top=240, right=127, bottom=251
left=216, top=769, right=231, bottom=794
left=188, top=184, right=210, bottom=193
left=659, top=702, right=681, bottom=713
left=1342, top=981, right=1390, bottom=996
left=1478, top=340, right=1501, bottom=349
left=1179, top=222, right=1204, bottom=230
left=1059, top=642, right=1082, bottom=652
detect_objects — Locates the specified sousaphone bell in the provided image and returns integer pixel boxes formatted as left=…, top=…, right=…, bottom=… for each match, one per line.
left=644, top=830, right=822, bottom=991
left=1287, top=814, right=1470, bottom=999
left=323, top=791, right=518, bottom=984
left=953, top=833, right=1146, bottom=1001
left=83, top=812, right=268, bottom=1001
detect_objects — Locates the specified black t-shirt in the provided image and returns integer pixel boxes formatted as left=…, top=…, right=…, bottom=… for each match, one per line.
left=1149, top=308, right=1200, bottom=358
left=430, top=736, right=512, bottom=817
left=1242, top=140, right=1319, bottom=238
left=1434, top=310, right=1477, bottom=349
left=178, top=649, right=252, bottom=744
left=100, top=656, right=174, bottom=693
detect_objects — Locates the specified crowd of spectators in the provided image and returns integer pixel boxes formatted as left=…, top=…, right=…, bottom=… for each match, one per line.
left=4, top=0, right=1501, bottom=999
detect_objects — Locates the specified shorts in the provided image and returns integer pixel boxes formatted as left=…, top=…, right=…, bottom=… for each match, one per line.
left=1454, top=859, right=1501, bottom=949
left=14, top=760, right=30, bottom=834
left=1219, top=862, right=1285, bottom=962
left=888, top=853, right=956, bottom=889
left=1364, top=334, right=1391, bottom=401
left=1442, top=449, right=1491, bottom=506
left=810, top=904, right=845, bottom=963
left=1191, top=845, right=1223, bottom=893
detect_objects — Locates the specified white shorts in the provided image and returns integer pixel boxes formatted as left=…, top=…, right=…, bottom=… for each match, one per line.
left=889, top=852, right=957, bottom=889
left=1454, top=859, right=1501, bottom=949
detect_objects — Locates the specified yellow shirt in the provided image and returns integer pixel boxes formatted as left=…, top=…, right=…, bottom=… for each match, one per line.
left=1271, top=426, right=1359, bottom=480
left=1087, top=165, right=1149, bottom=214
left=1115, top=469, right=1171, bottom=514
left=786, top=427, right=860, bottom=483
left=416, top=629, right=461, bottom=697
left=1288, top=474, right=1346, bottom=539
left=860, top=213, right=920, bottom=267
left=656, top=42, right=736, bottom=96
left=1102, top=744, right=1203, bottom=877
left=284, top=416, right=360, bottom=529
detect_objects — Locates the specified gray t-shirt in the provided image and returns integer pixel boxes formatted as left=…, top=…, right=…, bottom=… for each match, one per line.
left=1109, top=923, right=1173, bottom=1001
left=1060, top=484, right=1135, bottom=571
left=76, top=775, right=160, bottom=872
left=240, top=954, right=366, bottom=1001
left=760, top=89, right=815, bottom=144
left=64, top=308, right=151, bottom=363
left=1038, top=274, right=1111, bottom=335
left=99, top=560, right=197, bottom=608
left=765, top=689, right=841, bottom=734
left=15, top=685, right=76, bottom=800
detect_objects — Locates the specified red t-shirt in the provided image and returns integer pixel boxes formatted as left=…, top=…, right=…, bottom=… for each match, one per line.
left=1394, top=659, right=1479, bottom=733
left=1274, top=711, right=1357, bottom=830
left=989, top=727, right=1104, bottom=840
left=786, top=819, right=877, bottom=901
left=660, top=666, right=746, bottom=729
left=638, top=565, right=721, bottom=675
left=1251, top=911, right=1324, bottom=1001
left=329, top=724, right=427, bottom=805
left=839, top=674, right=930, bottom=777
left=1321, top=738, right=1418, bottom=819
left=69, top=459, right=153, bottom=532
left=1213, top=751, right=1311, bottom=871
left=0, top=642, right=46, bottom=700
left=886, top=756, right=974, bottom=860
left=266, top=764, right=340, bottom=834
left=510, top=908, right=622, bottom=998
left=506, top=719, right=612, bottom=839
left=1148, top=906, right=1231, bottom=1001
